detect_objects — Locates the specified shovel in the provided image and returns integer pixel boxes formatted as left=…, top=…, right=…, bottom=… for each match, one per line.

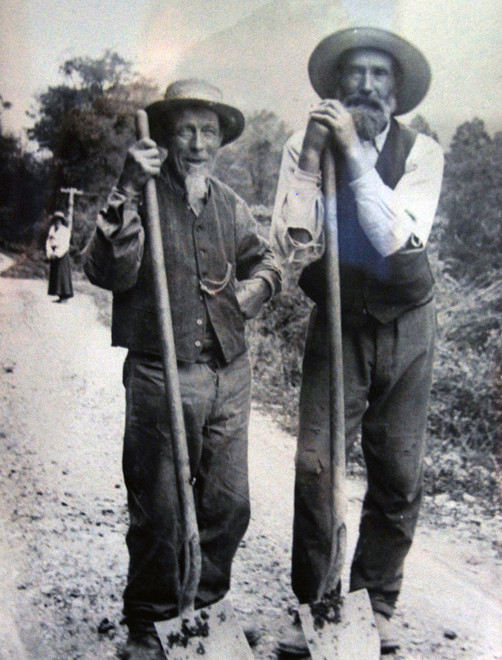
left=297, top=148, right=380, bottom=659
left=136, top=110, right=253, bottom=659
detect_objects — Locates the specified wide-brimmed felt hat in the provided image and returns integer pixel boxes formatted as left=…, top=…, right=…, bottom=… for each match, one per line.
left=146, top=79, right=245, bottom=146
left=308, top=27, right=431, bottom=115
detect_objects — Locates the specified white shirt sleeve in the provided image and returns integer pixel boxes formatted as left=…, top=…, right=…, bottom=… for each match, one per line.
left=271, top=128, right=444, bottom=264
left=270, top=131, right=325, bottom=270
left=349, top=132, right=444, bottom=256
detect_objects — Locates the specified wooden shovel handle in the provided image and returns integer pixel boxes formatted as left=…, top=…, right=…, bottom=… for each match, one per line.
left=136, top=110, right=201, bottom=614
left=317, top=148, right=347, bottom=599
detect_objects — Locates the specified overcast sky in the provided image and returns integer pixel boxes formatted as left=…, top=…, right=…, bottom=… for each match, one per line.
left=0, top=0, right=269, bottom=137
left=1, top=0, right=501, bottom=145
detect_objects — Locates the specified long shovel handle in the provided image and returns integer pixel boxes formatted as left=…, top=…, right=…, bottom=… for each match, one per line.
left=136, top=110, right=201, bottom=615
left=317, top=147, right=347, bottom=600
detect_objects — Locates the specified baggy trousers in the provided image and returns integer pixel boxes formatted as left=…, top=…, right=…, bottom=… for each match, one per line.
left=121, top=350, right=252, bottom=629
left=292, top=301, right=436, bottom=616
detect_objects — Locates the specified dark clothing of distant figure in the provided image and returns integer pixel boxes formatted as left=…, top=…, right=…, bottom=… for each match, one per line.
left=46, top=222, right=73, bottom=301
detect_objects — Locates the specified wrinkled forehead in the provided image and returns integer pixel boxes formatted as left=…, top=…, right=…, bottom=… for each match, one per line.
left=338, top=47, right=399, bottom=77
left=171, top=106, right=221, bottom=129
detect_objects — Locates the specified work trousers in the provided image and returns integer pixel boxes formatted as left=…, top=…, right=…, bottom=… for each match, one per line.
left=292, top=301, right=436, bottom=616
left=121, top=350, right=252, bottom=629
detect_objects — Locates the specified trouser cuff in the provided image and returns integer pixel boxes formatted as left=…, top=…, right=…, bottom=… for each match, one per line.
left=368, top=594, right=395, bottom=619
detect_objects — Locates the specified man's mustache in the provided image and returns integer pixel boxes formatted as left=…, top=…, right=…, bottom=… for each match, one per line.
left=343, top=95, right=385, bottom=113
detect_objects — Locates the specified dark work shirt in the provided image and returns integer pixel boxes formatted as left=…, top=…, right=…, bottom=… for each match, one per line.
left=84, top=167, right=281, bottom=362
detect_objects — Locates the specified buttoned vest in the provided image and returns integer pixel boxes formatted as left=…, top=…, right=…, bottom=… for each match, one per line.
left=111, top=175, right=247, bottom=362
left=299, top=120, right=434, bottom=324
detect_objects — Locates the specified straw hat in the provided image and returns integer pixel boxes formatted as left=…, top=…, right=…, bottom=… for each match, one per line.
left=308, top=27, right=431, bottom=115
left=146, top=79, right=245, bottom=145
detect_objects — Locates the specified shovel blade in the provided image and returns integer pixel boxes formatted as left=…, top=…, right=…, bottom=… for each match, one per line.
left=154, top=598, right=253, bottom=659
left=298, top=589, right=380, bottom=660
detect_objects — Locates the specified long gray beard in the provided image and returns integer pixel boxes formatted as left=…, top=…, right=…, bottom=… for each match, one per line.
left=185, top=173, right=209, bottom=216
left=343, top=94, right=392, bottom=141
left=348, top=105, right=388, bottom=141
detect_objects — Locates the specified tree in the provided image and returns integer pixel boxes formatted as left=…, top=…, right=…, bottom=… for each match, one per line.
left=439, top=119, right=502, bottom=280
left=409, top=114, right=440, bottom=142
left=0, top=97, right=48, bottom=247
left=215, top=110, right=292, bottom=206
left=28, top=51, right=157, bottom=153
left=27, top=51, right=159, bottom=253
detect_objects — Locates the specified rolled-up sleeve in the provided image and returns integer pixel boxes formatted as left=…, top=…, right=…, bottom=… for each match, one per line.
left=234, top=197, right=282, bottom=297
left=270, top=131, right=325, bottom=270
left=83, top=187, right=145, bottom=292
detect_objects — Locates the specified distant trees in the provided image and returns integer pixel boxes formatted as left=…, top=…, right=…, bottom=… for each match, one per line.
left=409, top=114, right=439, bottom=142
left=439, top=118, right=502, bottom=281
left=28, top=51, right=158, bottom=154
left=25, top=51, right=159, bottom=253
left=0, top=97, right=48, bottom=247
left=215, top=109, right=292, bottom=207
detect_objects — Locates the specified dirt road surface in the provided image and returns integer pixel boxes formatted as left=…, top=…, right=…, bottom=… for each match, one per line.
left=0, top=274, right=501, bottom=659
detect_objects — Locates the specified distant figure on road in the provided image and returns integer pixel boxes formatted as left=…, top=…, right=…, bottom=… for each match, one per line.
left=271, top=27, right=444, bottom=655
left=45, top=211, right=73, bottom=303
left=84, top=79, right=281, bottom=660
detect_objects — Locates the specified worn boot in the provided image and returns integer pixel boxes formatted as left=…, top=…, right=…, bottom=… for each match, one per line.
left=276, top=612, right=309, bottom=657
left=121, top=631, right=165, bottom=660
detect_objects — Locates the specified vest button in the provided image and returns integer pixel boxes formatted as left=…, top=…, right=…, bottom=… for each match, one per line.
left=195, top=340, right=202, bottom=348
left=196, top=318, right=203, bottom=326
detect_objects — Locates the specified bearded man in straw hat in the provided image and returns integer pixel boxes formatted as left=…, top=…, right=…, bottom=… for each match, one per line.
left=84, top=79, right=281, bottom=660
left=271, top=28, right=444, bottom=655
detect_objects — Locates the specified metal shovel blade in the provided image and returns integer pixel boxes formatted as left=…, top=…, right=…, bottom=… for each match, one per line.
left=155, top=598, right=253, bottom=659
left=298, top=589, right=380, bottom=660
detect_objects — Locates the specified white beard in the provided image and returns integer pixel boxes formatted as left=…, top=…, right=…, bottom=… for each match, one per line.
left=342, top=93, right=396, bottom=141
left=348, top=105, right=389, bottom=141
left=185, top=173, right=209, bottom=216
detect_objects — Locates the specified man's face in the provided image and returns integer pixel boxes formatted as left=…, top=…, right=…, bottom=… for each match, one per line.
left=337, top=48, right=398, bottom=139
left=165, top=107, right=222, bottom=182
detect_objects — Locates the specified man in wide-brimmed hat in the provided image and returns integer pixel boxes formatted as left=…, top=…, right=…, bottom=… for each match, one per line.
left=84, top=79, right=281, bottom=660
left=271, top=28, right=443, bottom=655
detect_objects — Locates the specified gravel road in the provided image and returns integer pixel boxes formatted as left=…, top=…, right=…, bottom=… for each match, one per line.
left=0, top=274, right=501, bottom=659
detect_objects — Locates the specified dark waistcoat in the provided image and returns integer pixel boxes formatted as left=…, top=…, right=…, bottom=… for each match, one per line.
left=299, top=119, right=434, bottom=324
left=111, top=175, right=246, bottom=363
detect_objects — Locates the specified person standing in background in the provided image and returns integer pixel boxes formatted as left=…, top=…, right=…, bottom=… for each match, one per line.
left=46, top=210, right=73, bottom=303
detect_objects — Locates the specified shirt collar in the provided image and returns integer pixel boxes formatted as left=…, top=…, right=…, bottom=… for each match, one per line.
left=360, top=122, right=391, bottom=154
left=374, top=122, right=391, bottom=153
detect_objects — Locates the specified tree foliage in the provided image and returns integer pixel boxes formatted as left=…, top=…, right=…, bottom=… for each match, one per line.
left=26, top=51, right=159, bottom=254
left=0, top=98, right=48, bottom=247
left=409, top=114, right=440, bottom=142
left=439, top=119, right=502, bottom=280
left=28, top=51, right=157, bottom=152
left=215, top=110, right=292, bottom=206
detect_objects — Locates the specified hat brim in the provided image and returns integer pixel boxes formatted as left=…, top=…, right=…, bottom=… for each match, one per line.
left=145, top=98, right=245, bottom=146
left=308, top=27, right=431, bottom=115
